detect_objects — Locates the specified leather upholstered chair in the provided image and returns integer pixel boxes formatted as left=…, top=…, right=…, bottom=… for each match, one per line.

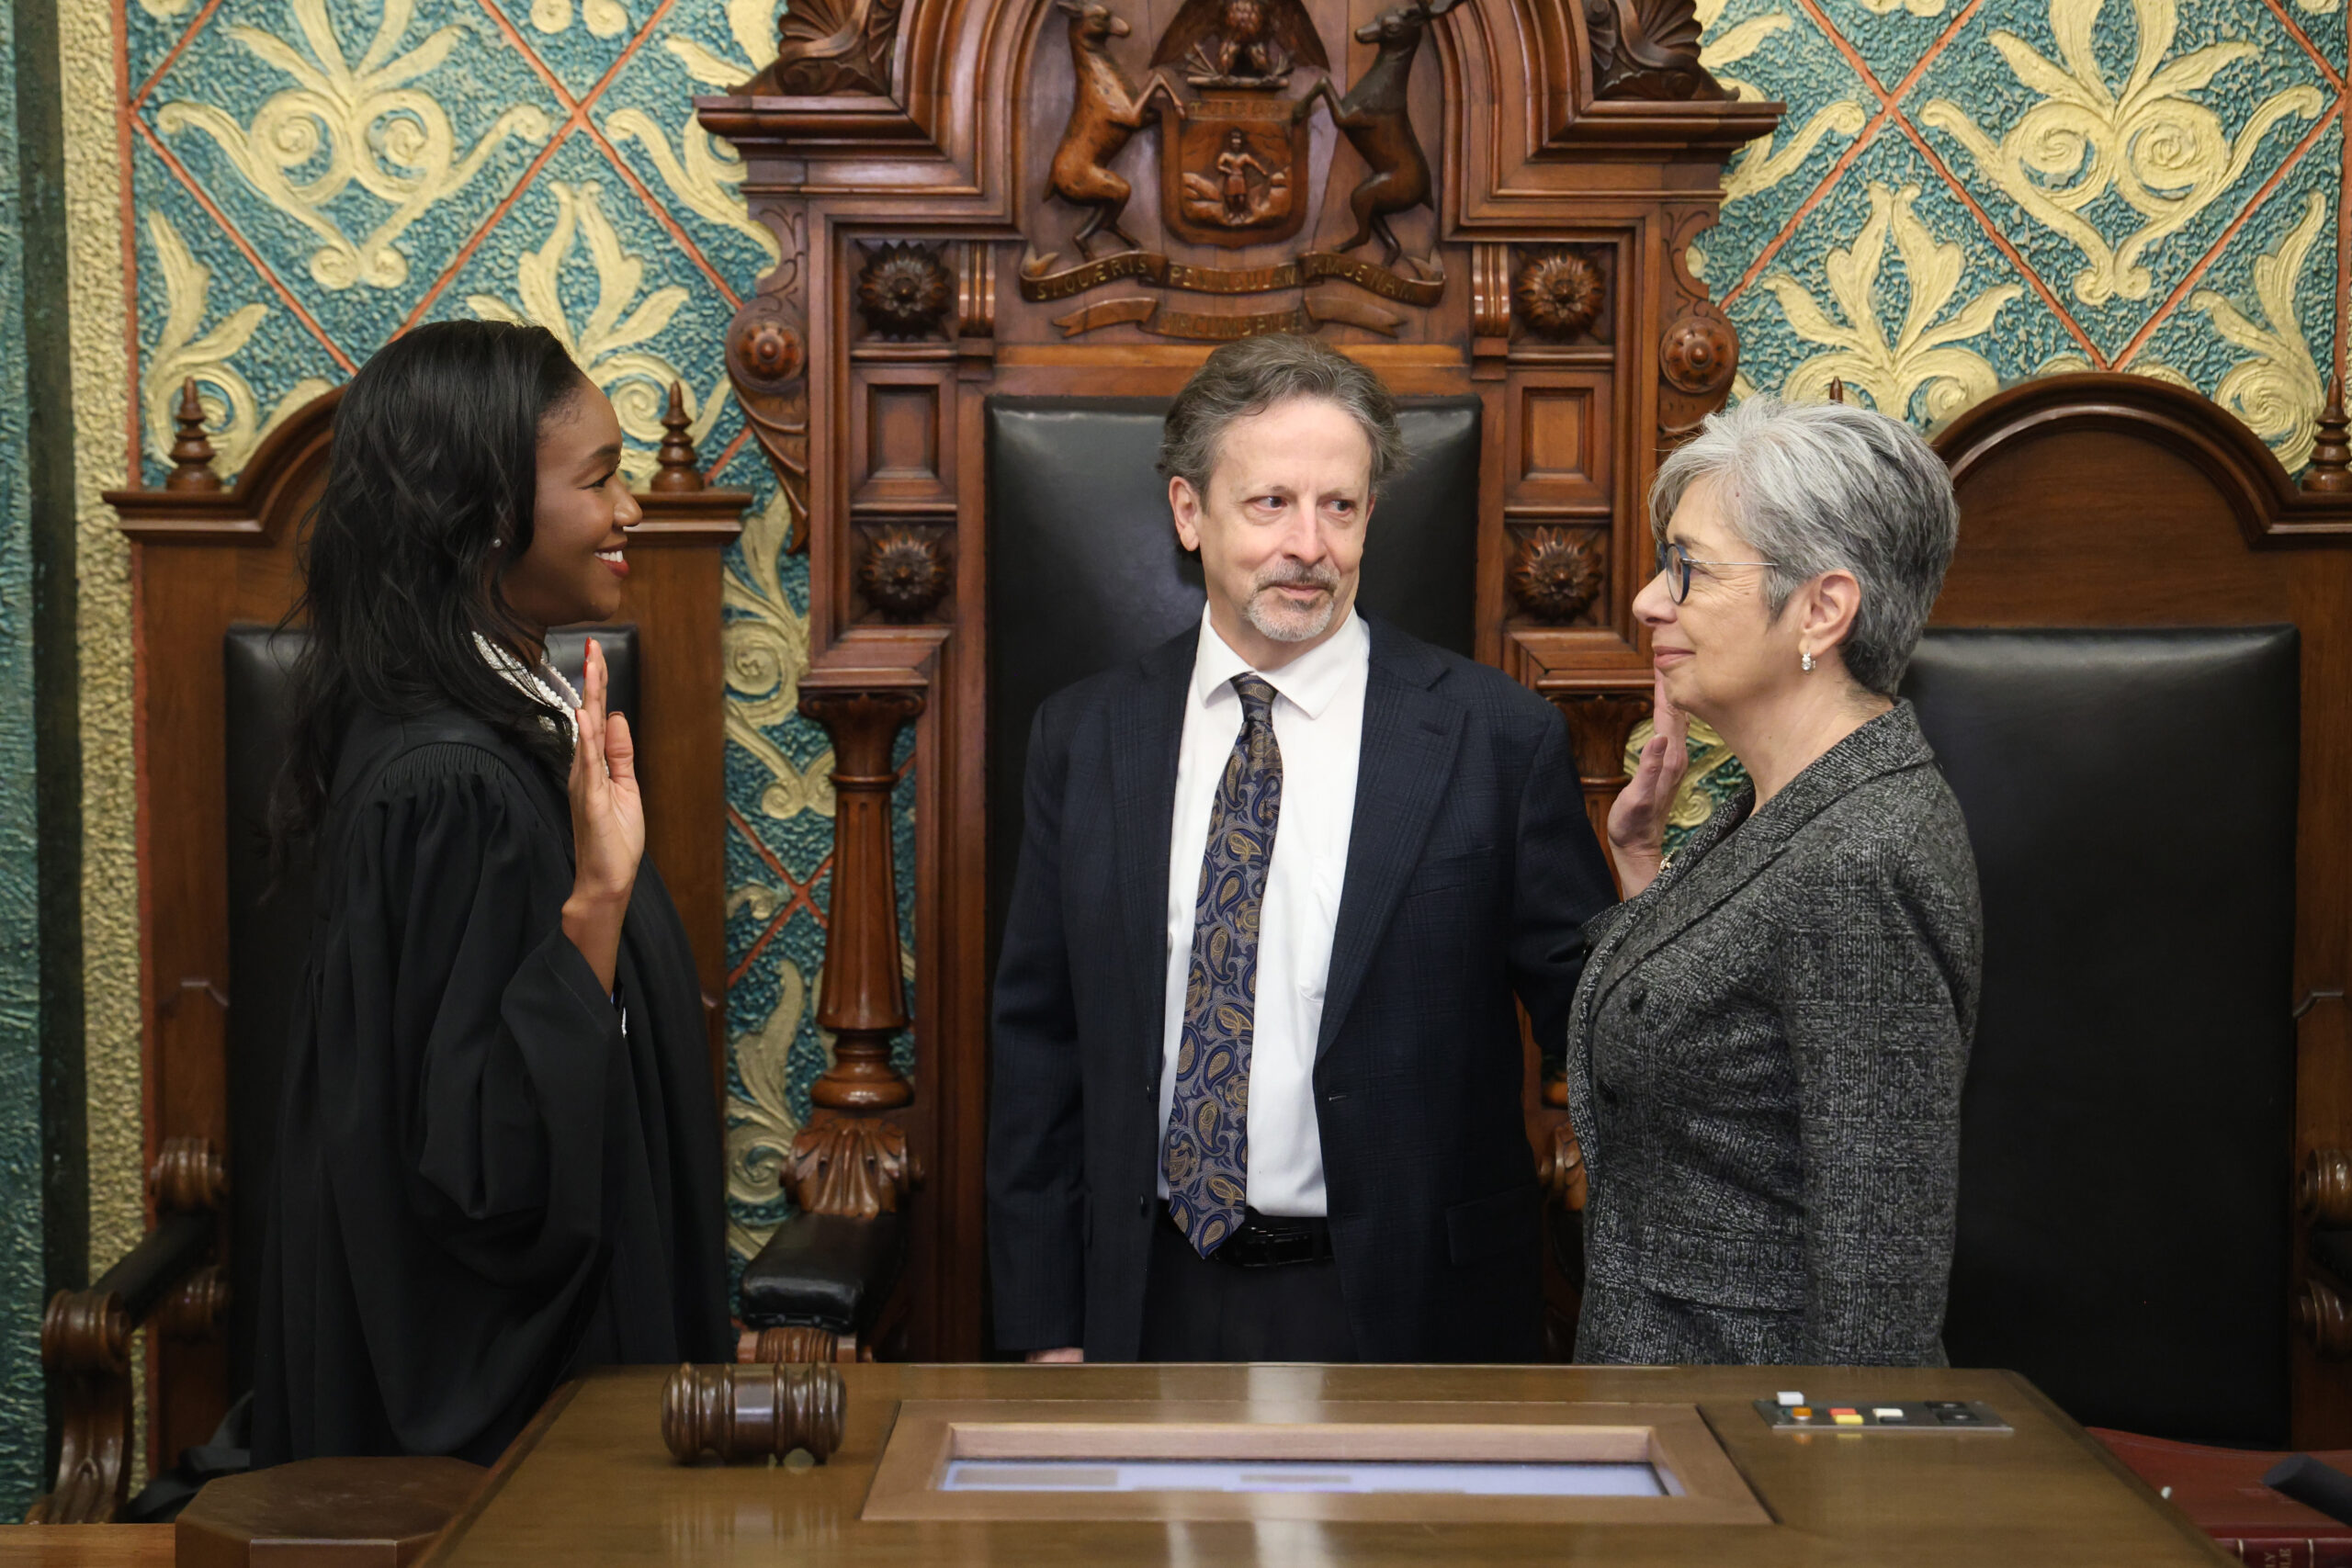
left=58, top=385, right=739, bottom=1521
left=732, top=396, right=1486, bottom=1360
left=983, top=397, right=1482, bottom=948
left=1903, top=626, right=2300, bottom=1446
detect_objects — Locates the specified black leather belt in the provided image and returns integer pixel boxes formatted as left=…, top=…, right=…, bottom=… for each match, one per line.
left=1167, top=1204, right=1334, bottom=1269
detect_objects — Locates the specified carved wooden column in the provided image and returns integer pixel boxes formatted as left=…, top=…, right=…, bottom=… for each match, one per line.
left=800, top=676, right=923, bottom=1112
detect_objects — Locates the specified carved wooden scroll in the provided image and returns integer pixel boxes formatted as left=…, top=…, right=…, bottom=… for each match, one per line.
left=28, top=1137, right=228, bottom=1523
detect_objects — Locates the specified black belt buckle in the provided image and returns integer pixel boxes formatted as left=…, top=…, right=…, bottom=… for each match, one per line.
left=1189, top=1208, right=1333, bottom=1269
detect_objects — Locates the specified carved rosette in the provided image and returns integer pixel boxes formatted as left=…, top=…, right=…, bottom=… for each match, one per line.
left=1514, top=249, right=1604, bottom=341
left=788, top=1110, right=920, bottom=1219
left=858, top=528, right=952, bottom=621
left=1509, top=528, right=1604, bottom=623
left=1660, top=309, right=1736, bottom=397
left=855, top=242, right=953, bottom=340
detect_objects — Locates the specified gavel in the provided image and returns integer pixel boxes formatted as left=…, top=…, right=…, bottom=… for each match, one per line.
left=661, top=1362, right=847, bottom=1465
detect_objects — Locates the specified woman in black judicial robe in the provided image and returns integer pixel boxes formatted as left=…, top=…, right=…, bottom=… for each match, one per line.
left=252, top=321, right=731, bottom=1466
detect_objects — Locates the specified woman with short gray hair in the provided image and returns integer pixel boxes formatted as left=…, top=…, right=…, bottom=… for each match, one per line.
left=1569, top=393, right=1984, bottom=1366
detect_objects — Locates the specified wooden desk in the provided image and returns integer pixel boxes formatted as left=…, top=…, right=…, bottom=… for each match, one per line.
left=421, top=1364, right=2229, bottom=1565
left=0, top=1527, right=172, bottom=1565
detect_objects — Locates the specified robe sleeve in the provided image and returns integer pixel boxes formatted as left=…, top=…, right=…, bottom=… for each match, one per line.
left=310, top=742, right=626, bottom=1453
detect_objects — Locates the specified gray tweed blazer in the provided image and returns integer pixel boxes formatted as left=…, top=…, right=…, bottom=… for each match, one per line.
left=1566, top=701, right=1982, bottom=1367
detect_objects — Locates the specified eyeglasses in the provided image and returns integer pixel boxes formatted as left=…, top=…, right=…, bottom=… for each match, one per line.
left=1655, top=539, right=1781, bottom=604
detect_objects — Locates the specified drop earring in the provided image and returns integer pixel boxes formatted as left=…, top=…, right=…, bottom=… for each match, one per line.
left=1801, top=650, right=1815, bottom=672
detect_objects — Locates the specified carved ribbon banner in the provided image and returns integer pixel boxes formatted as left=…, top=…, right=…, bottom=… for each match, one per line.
left=1052, top=292, right=1405, bottom=338
left=1020, top=248, right=1444, bottom=306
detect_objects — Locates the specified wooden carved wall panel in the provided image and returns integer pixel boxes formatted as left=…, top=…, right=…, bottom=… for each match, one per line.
left=1508, top=376, right=1611, bottom=507
left=700, top=0, right=1775, bottom=1359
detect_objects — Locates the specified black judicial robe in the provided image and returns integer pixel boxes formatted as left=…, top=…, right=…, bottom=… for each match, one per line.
left=252, top=704, right=730, bottom=1466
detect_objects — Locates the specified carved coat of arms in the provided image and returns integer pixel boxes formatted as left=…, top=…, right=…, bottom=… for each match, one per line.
left=1031, top=0, right=1464, bottom=337
left=1150, top=0, right=1325, bottom=247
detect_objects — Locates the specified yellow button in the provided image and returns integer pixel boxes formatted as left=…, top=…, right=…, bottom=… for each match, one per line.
left=1832, top=1413, right=1864, bottom=1426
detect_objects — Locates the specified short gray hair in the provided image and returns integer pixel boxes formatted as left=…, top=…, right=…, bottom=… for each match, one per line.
left=1651, top=395, right=1959, bottom=695
left=1158, top=334, right=1409, bottom=497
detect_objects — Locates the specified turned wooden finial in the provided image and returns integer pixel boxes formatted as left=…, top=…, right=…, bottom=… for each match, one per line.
left=2304, top=373, right=2350, bottom=494
left=1826, top=377, right=1846, bottom=404
left=166, top=379, right=222, bottom=493
left=650, top=380, right=705, bottom=493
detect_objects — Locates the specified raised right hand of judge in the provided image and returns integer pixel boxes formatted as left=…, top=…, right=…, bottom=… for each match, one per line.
left=1605, top=667, right=1690, bottom=899
left=562, top=636, right=644, bottom=992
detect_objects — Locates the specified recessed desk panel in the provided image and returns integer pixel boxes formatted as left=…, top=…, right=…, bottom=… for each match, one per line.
left=417, top=1364, right=2227, bottom=1566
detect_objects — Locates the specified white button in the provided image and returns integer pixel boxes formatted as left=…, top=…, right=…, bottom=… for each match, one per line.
left=1776, top=1392, right=1804, bottom=1407
left=1872, top=1407, right=1905, bottom=1420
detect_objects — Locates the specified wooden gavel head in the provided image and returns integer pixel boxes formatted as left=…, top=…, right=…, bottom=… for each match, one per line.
left=662, top=1362, right=847, bottom=1465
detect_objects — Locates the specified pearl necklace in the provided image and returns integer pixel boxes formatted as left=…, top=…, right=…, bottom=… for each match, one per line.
left=474, top=632, right=582, bottom=747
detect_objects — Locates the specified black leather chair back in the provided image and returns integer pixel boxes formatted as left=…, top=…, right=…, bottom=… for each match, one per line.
left=983, top=395, right=1480, bottom=954
left=1905, top=626, right=2298, bottom=1445
left=220, top=624, right=638, bottom=1394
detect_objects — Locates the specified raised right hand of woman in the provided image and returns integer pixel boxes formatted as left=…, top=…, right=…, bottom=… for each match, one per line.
left=561, top=636, right=643, bottom=992
left=1606, top=667, right=1690, bottom=899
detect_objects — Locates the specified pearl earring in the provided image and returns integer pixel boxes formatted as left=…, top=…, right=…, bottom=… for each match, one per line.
left=1801, top=650, right=1815, bottom=672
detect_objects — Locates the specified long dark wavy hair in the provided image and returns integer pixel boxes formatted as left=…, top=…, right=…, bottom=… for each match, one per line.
left=274, top=321, right=590, bottom=850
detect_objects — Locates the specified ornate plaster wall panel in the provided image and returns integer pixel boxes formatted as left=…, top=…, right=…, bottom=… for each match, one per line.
left=0, top=0, right=51, bottom=1512
left=1700, top=0, right=2345, bottom=440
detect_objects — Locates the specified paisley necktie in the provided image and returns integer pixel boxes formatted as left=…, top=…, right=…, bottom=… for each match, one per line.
left=1165, top=672, right=1283, bottom=1257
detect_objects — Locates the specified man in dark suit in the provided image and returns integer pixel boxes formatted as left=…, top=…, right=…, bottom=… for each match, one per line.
left=988, top=333, right=1617, bottom=1364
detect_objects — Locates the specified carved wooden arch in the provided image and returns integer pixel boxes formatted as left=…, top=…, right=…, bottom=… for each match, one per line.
left=731, top=0, right=1778, bottom=187
left=1935, top=372, right=2352, bottom=549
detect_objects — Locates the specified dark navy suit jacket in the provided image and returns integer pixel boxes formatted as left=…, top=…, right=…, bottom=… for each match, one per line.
left=987, top=615, right=1616, bottom=1360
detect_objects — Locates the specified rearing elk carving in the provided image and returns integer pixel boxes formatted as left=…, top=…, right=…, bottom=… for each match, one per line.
left=1047, top=0, right=1156, bottom=257
left=1296, top=0, right=1461, bottom=268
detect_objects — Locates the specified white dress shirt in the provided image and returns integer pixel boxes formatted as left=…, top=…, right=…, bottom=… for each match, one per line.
left=1156, top=606, right=1368, bottom=1217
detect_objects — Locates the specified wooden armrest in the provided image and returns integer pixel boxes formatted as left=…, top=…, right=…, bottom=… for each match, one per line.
left=1537, top=1122, right=1587, bottom=1213
left=27, top=1139, right=228, bottom=1525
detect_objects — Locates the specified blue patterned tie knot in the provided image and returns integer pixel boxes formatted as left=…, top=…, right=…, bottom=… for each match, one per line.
left=1165, top=671, right=1284, bottom=1257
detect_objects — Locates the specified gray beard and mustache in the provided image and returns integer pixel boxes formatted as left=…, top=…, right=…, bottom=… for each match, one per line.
left=1244, top=560, right=1345, bottom=643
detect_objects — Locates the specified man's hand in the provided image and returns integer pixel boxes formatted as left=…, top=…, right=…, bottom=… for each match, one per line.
left=1023, top=1348, right=1084, bottom=1363
left=1605, top=667, right=1690, bottom=899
